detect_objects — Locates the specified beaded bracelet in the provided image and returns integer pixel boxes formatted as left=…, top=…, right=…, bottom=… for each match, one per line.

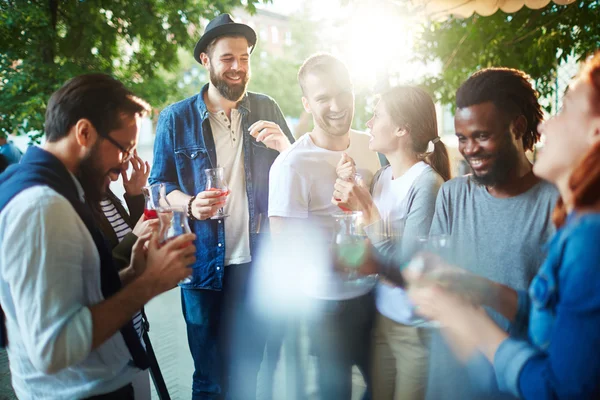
left=187, top=195, right=198, bottom=221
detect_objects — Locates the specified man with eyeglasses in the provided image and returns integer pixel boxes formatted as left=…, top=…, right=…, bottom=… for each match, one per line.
left=0, top=74, right=197, bottom=400
left=101, top=133, right=134, bottom=160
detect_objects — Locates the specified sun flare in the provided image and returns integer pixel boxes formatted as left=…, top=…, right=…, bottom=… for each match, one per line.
left=337, top=5, right=421, bottom=88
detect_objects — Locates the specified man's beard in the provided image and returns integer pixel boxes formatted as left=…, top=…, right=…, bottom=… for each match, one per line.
left=209, top=65, right=249, bottom=102
left=314, top=111, right=353, bottom=138
left=78, top=144, right=109, bottom=204
left=470, top=133, right=520, bottom=187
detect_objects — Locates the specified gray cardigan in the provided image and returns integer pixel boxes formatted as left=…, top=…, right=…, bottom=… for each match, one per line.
left=367, top=164, right=444, bottom=269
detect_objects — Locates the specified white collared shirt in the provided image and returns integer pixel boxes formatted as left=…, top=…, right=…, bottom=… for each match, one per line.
left=0, top=176, right=138, bottom=399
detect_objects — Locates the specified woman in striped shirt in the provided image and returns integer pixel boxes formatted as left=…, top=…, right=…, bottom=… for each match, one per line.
left=90, top=150, right=157, bottom=400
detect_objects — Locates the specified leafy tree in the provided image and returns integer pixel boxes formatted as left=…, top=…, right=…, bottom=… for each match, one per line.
left=414, top=1, right=600, bottom=109
left=0, top=0, right=267, bottom=140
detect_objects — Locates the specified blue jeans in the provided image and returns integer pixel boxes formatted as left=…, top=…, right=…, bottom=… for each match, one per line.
left=181, top=263, right=266, bottom=400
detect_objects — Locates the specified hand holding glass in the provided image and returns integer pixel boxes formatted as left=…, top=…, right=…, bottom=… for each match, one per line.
left=142, top=183, right=168, bottom=220
left=204, top=167, right=229, bottom=219
left=158, top=206, right=194, bottom=284
left=332, top=211, right=370, bottom=281
left=407, top=252, right=490, bottom=307
left=404, top=235, right=452, bottom=327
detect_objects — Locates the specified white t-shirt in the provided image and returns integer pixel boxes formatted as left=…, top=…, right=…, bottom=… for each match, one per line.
left=268, top=132, right=380, bottom=300
left=372, top=161, right=431, bottom=324
left=209, top=109, right=251, bottom=266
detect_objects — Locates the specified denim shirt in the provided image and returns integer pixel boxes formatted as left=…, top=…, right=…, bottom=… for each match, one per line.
left=494, top=212, right=600, bottom=399
left=0, top=141, right=23, bottom=165
left=149, top=85, right=293, bottom=290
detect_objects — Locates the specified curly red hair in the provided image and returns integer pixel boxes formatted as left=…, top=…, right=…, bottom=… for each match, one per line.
left=553, top=52, right=600, bottom=228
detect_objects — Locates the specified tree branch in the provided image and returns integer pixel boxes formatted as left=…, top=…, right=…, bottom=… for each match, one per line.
left=41, top=0, right=58, bottom=65
left=507, top=7, right=570, bottom=46
left=443, top=29, right=470, bottom=71
left=49, top=0, right=58, bottom=31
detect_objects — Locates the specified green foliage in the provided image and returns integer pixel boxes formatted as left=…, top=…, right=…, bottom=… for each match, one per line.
left=249, top=55, right=304, bottom=118
left=0, top=0, right=267, bottom=140
left=415, top=0, right=600, bottom=109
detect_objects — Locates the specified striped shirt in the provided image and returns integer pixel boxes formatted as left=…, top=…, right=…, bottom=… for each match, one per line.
left=100, top=197, right=144, bottom=340
left=100, top=198, right=132, bottom=242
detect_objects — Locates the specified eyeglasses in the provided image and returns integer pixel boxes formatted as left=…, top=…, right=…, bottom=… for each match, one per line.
left=98, top=133, right=133, bottom=162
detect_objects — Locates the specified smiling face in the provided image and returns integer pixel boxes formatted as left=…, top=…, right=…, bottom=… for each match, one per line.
left=455, top=102, right=523, bottom=187
left=301, top=71, right=355, bottom=137
left=535, top=79, right=600, bottom=186
left=203, top=36, right=251, bottom=102
left=78, top=114, right=139, bottom=202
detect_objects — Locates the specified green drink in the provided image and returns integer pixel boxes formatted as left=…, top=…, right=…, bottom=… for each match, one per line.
left=336, top=240, right=367, bottom=269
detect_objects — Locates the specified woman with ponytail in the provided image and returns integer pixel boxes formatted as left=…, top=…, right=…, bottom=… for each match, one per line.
left=332, top=86, right=450, bottom=400
left=409, top=52, right=600, bottom=399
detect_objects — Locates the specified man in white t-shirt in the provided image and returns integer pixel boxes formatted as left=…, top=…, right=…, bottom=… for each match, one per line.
left=269, top=53, right=380, bottom=399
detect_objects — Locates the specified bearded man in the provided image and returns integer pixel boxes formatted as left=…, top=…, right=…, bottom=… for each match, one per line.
left=0, top=74, right=196, bottom=400
left=148, top=14, right=294, bottom=400
left=424, top=68, right=559, bottom=400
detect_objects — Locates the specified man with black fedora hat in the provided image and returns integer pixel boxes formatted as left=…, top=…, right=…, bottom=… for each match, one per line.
left=149, top=13, right=294, bottom=400
left=193, top=13, right=257, bottom=65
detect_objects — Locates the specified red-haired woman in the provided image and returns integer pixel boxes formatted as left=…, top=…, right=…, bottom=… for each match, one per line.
left=409, top=52, right=600, bottom=399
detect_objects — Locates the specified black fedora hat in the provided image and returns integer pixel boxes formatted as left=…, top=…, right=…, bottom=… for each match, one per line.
left=193, top=14, right=257, bottom=65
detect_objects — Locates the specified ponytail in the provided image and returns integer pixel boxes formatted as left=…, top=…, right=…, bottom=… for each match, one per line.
left=425, top=139, right=451, bottom=182
left=381, top=86, right=452, bottom=182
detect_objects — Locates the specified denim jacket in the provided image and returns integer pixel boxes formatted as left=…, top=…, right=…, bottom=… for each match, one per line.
left=148, top=85, right=293, bottom=290
left=493, top=212, right=600, bottom=399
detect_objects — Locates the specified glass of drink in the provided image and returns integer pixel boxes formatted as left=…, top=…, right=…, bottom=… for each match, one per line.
left=332, top=211, right=368, bottom=281
left=158, top=206, right=194, bottom=284
left=142, top=183, right=168, bottom=220
left=416, top=235, right=451, bottom=256
left=204, top=167, right=229, bottom=219
left=404, top=234, right=452, bottom=328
